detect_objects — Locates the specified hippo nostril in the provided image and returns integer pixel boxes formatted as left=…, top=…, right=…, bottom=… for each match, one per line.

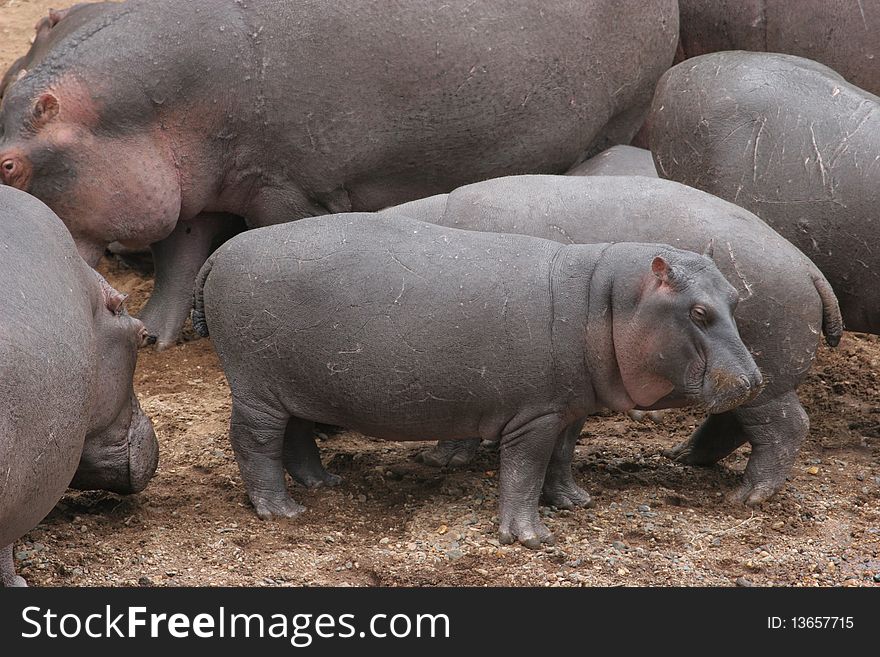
left=738, top=374, right=752, bottom=389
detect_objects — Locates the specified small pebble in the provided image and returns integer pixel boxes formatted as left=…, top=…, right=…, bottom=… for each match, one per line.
left=736, top=577, right=754, bottom=587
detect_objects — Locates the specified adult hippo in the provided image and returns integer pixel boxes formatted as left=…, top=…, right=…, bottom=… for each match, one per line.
left=192, top=213, right=760, bottom=547
left=387, top=175, right=842, bottom=504
left=0, top=186, right=158, bottom=587
left=0, top=0, right=679, bottom=349
left=647, top=51, right=880, bottom=335
left=676, top=0, right=880, bottom=95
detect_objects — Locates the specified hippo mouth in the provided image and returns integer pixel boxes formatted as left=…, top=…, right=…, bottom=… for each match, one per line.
left=126, top=402, right=159, bottom=493
left=702, top=369, right=763, bottom=414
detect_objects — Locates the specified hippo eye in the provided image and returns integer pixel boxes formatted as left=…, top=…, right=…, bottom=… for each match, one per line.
left=1, top=159, right=13, bottom=172
left=690, top=305, right=709, bottom=324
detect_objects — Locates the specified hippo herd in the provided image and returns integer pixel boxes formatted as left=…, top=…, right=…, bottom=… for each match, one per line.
left=0, top=0, right=876, bottom=586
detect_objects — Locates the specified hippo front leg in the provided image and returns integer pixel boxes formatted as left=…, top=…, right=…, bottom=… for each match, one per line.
left=138, top=213, right=243, bottom=350
left=664, top=392, right=808, bottom=505
left=230, top=399, right=305, bottom=520
left=541, top=419, right=594, bottom=510
left=1, top=544, right=26, bottom=587
left=417, top=438, right=480, bottom=467
left=497, top=413, right=564, bottom=549
left=729, top=393, right=808, bottom=505
left=283, top=418, right=342, bottom=488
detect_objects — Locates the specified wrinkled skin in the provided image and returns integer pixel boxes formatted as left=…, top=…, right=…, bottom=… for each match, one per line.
left=194, top=213, right=759, bottom=548
left=566, top=145, right=658, bottom=177
left=0, top=187, right=157, bottom=587
left=0, top=3, right=115, bottom=100
left=388, top=175, right=842, bottom=503
left=647, top=51, right=880, bottom=335
left=0, top=0, right=678, bottom=349
left=676, top=0, right=880, bottom=96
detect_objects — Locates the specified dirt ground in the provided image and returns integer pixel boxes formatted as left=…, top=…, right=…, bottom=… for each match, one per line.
left=2, top=0, right=879, bottom=588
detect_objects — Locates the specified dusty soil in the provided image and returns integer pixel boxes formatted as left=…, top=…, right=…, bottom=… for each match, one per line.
left=2, top=0, right=879, bottom=587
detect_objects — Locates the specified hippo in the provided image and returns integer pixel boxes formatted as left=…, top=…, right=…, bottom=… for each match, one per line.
left=647, top=51, right=880, bottom=335
left=192, top=212, right=761, bottom=547
left=566, top=145, right=658, bottom=177
left=0, top=0, right=679, bottom=350
left=676, top=0, right=880, bottom=96
left=0, top=3, right=115, bottom=100
left=0, top=186, right=158, bottom=587
left=387, top=175, right=842, bottom=503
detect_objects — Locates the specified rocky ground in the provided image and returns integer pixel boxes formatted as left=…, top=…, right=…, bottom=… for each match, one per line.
left=2, top=0, right=878, bottom=587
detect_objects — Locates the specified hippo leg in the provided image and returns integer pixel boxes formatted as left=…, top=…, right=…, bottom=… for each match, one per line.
left=416, top=438, right=480, bottom=467
left=139, top=213, right=242, bottom=350
left=664, top=392, right=808, bottom=505
left=729, top=393, right=808, bottom=505
left=283, top=418, right=342, bottom=488
left=541, top=419, right=593, bottom=510
left=230, top=399, right=305, bottom=520
left=497, top=414, right=562, bottom=549
left=1, top=544, right=26, bottom=587
left=662, top=411, right=747, bottom=465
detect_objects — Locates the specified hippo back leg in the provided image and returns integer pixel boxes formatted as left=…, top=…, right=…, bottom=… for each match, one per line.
left=541, top=418, right=594, bottom=510
left=230, top=397, right=305, bottom=520
left=663, top=391, right=808, bottom=505
left=283, top=418, right=342, bottom=488
left=1, top=544, right=26, bottom=587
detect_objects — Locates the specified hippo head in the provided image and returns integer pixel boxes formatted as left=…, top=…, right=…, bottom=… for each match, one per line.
left=609, top=244, right=762, bottom=414
left=70, top=273, right=158, bottom=494
left=0, top=71, right=182, bottom=266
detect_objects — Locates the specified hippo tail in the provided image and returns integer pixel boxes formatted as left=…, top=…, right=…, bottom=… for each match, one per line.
left=192, top=251, right=219, bottom=338
left=811, top=271, right=843, bottom=347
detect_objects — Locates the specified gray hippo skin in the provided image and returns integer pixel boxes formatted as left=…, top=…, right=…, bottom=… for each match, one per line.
left=676, top=0, right=880, bottom=95
left=566, top=145, right=658, bottom=178
left=390, top=175, right=842, bottom=503
left=0, top=3, right=115, bottom=100
left=0, top=0, right=678, bottom=350
left=647, top=51, right=880, bottom=335
left=193, top=213, right=761, bottom=547
left=0, top=187, right=158, bottom=586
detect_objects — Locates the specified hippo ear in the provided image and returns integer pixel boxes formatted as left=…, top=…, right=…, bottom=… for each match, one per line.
left=702, top=239, right=715, bottom=260
left=94, top=270, right=128, bottom=316
left=32, top=93, right=60, bottom=128
left=651, top=255, right=674, bottom=285
left=47, top=8, right=71, bottom=28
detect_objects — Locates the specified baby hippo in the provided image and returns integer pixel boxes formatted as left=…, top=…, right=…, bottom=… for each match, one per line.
left=0, top=187, right=157, bottom=587
left=192, top=213, right=761, bottom=548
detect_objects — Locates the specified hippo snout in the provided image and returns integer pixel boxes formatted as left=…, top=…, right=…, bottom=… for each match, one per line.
left=703, top=365, right=763, bottom=415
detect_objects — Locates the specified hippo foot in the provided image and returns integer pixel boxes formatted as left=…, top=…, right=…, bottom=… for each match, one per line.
left=727, top=480, right=783, bottom=506
left=662, top=437, right=719, bottom=466
left=5, top=575, right=27, bottom=587
left=289, top=466, right=343, bottom=489
left=498, top=513, right=555, bottom=550
left=250, top=492, right=306, bottom=520
left=627, top=409, right=666, bottom=424
left=416, top=438, right=480, bottom=468
left=541, top=480, right=594, bottom=510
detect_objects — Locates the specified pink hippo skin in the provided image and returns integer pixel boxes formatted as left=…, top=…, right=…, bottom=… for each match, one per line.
left=0, top=186, right=157, bottom=587
left=0, top=0, right=679, bottom=349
